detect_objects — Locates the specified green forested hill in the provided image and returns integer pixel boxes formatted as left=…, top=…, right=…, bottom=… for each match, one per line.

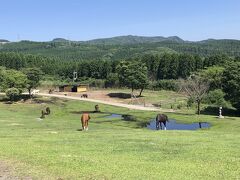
left=0, top=39, right=9, bottom=43
left=85, top=35, right=184, bottom=44
left=0, top=36, right=240, bottom=61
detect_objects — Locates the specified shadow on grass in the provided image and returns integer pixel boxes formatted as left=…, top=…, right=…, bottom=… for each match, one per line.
left=201, top=106, right=240, bottom=117
left=107, top=92, right=144, bottom=99
left=70, top=111, right=105, bottom=114
left=71, top=111, right=147, bottom=129
left=107, top=93, right=131, bottom=99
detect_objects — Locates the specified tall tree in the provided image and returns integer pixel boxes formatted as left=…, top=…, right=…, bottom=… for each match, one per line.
left=198, top=66, right=225, bottom=90
left=117, top=61, right=148, bottom=96
left=22, top=68, right=43, bottom=97
left=222, top=62, right=240, bottom=110
left=179, top=76, right=209, bottom=115
left=0, top=68, right=27, bottom=93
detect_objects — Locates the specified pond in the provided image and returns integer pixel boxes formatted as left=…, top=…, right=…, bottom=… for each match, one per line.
left=105, top=114, right=136, bottom=121
left=105, top=114, right=122, bottom=118
left=104, top=114, right=210, bottom=130
left=147, top=119, right=210, bottom=130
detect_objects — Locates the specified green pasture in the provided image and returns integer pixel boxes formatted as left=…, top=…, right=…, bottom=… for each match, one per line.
left=0, top=96, right=239, bottom=179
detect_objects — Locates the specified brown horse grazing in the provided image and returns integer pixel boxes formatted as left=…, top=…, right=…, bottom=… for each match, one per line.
left=81, top=113, right=91, bottom=131
left=156, top=114, right=168, bottom=130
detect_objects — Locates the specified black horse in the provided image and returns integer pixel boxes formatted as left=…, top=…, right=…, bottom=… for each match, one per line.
left=156, top=114, right=168, bottom=130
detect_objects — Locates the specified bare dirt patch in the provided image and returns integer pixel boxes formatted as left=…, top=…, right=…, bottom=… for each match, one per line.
left=0, top=161, right=32, bottom=180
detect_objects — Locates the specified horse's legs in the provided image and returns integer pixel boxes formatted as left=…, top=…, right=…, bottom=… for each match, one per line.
left=156, top=120, right=159, bottom=130
left=81, top=119, right=85, bottom=130
left=86, top=120, right=89, bottom=131
left=159, top=122, right=162, bottom=130
left=163, top=121, right=167, bottom=130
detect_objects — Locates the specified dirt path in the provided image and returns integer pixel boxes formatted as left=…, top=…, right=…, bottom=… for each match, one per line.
left=0, top=161, right=32, bottom=180
left=0, top=161, right=12, bottom=180
left=38, top=93, right=174, bottom=112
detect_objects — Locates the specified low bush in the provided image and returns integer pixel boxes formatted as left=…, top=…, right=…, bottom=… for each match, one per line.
left=149, top=80, right=177, bottom=91
left=5, top=88, right=20, bottom=101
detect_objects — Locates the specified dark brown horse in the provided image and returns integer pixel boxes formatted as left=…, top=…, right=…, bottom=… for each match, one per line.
left=156, top=114, right=168, bottom=130
left=81, top=94, right=88, bottom=98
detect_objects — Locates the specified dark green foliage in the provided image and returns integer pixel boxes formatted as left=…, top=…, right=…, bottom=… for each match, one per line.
left=198, top=66, right=225, bottom=90
left=178, top=54, right=196, bottom=78
left=204, top=89, right=229, bottom=107
left=0, top=51, right=233, bottom=84
left=117, top=61, right=148, bottom=95
left=222, top=62, right=240, bottom=110
left=187, top=97, right=195, bottom=108
left=149, top=80, right=177, bottom=91
left=1, top=38, right=240, bottom=60
left=141, top=54, right=160, bottom=80
left=204, top=54, right=231, bottom=67
left=22, top=68, right=44, bottom=96
left=105, top=73, right=119, bottom=88
left=0, top=67, right=27, bottom=93
left=89, top=79, right=106, bottom=89
left=86, top=35, right=184, bottom=45
left=5, top=88, right=20, bottom=101
left=201, top=106, right=240, bottom=116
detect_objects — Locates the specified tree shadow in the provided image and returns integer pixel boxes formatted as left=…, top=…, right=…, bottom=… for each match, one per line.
left=70, top=111, right=108, bottom=114
left=107, top=92, right=144, bottom=99
left=107, top=93, right=131, bottom=99
left=201, top=106, right=240, bottom=117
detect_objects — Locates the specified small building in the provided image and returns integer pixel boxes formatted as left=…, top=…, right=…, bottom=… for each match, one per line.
left=59, top=84, right=88, bottom=93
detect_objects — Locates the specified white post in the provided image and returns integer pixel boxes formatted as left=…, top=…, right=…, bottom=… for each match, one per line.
left=218, top=106, right=224, bottom=119
left=73, top=71, right=77, bottom=82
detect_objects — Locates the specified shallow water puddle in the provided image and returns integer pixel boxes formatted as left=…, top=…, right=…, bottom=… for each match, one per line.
left=105, top=114, right=122, bottom=118
left=147, top=119, right=210, bottom=130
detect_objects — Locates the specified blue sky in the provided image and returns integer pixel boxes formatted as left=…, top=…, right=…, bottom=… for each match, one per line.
left=1, top=0, right=240, bottom=41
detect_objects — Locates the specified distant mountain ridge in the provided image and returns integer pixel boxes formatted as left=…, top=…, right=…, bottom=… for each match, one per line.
left=84, top=35, right=185, bottom=45
left=0, top=39, right=9, bottom=43
left=52, top=38, right=69, bottom=42
left=1, top=35, right=240, bottom=61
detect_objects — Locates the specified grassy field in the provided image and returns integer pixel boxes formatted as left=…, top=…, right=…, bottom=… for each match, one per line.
left=0, top=96, right=239, bottom=179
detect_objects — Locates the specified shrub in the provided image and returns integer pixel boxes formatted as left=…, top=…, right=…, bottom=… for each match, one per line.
left=204, top=89, right=230, bottom=107
left=5, top=88, right=20, bottom=101
left=105, top=73, right=119, bottom=88
left=149, top=80, right=177, bottom=91
left=89, top=79, right=106, bottom=89
left=187, top=97, right=195, bottom=108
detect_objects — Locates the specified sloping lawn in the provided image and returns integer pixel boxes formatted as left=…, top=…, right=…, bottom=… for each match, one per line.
left=0, top=97, right=239, bottom=179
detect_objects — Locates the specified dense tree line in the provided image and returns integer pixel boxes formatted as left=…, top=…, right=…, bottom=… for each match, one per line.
left=0, top=66, right=42, bottom=100
left=0, top=52, right=119, bottom=80
left=140, top=53, right=233, bottom=80
left=0, top=52, right=237, bottom=81
left=0, top=51, right=237, bottom=82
